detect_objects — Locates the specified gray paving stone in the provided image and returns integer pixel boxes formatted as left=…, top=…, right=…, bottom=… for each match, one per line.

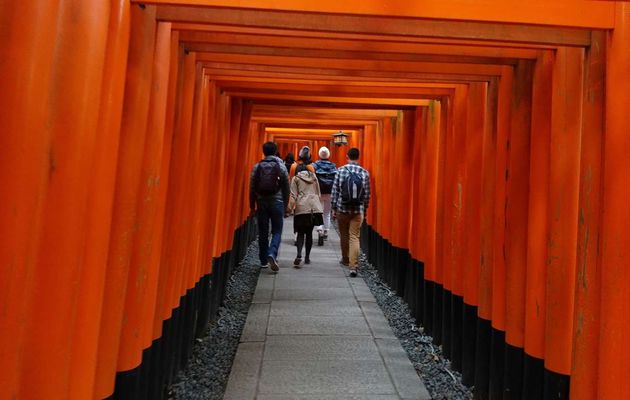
left=273, top=287, right=356, bottom=300
left=349, top=279, right=369, bottom=289
left=270, top=299, right=363, bottom=317
left=264, top=335, right=382, bottom=361
left=252, top=274, right=274, bottom=303
left=376, top=339, right=432, bottom=400
left=277, top=268, right=347, bottom=278
left=360, top=301, right=397, bottom=339
left=267, top=315, right=371, bottom=335
left=352, top=283, right=377, bottom=302
left=240, top=303, right=270, bottom=342
left=223, top=342, right=263, bottom=400
left=257, top=395, right=400, bottom=400
left=258, top=359, right=397, bottom=395
left=273, top=276, right=350, bottom=289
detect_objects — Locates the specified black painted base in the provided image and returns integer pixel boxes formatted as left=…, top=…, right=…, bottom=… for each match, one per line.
left=107, top=218, right=256, bottom=400
left=361, top=224, right=570, bottom=400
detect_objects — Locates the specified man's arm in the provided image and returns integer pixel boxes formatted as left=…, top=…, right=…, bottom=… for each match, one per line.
left=331, top=166, right=341, bottom=211
left=363, top=170, right=371, bottom=212
left=249, top=163, right=258, bottom=211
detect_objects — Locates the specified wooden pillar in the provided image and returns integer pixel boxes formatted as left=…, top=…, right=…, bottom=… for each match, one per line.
left=544, top=46, right=584, bottom=398
left=598, top=4, right=630, bottom=399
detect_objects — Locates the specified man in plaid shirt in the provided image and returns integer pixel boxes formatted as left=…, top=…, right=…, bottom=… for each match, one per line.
left=331, top=147, right=371, bottom=277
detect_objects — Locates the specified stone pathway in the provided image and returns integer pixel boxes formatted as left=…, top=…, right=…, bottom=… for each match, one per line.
left=224, top=219, right=431, bottom=400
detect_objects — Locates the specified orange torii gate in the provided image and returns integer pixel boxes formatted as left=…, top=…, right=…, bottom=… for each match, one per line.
left=1, top=1, right=629, bottom=399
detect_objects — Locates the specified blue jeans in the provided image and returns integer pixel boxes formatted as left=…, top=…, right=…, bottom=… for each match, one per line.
left=256, top=199, right=284, bottom=265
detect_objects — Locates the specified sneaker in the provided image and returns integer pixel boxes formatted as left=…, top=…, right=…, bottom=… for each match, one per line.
left=304, top=257, right=311, bottom=265
left=261, top=263, right=269, bottom=269
left=293, top=257, right=302, bottom=267
left=267, top=255, right=279, bottom=272
left=349, top=269, right=358, bottom=278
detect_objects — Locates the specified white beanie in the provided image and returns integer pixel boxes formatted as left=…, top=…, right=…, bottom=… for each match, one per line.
left=318, top=146, right=330, bottom=159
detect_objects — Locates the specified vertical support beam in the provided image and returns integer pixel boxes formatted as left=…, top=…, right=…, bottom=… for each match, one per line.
left=474, top=76, right=498, bottom=400
left=432, top=97, right=449, bottom=345
left=151, top=29, right=181, bottom=342
left=71, top=1, right=131, bottom=398
left=443, top=85, right=468, bottom=369
left=14, top=1, right=111, bottom=398
left=94, top=5, right=157, bottom=397
left=598, top=4, right=630, bottom=399
left=117, top=20, right=172, bottom=373
left=490, top=66, right=513, bottom=398
left=570, top=30, right=605, bottom=400
left=544, top=46, right=584, bottom=398
left=462, top=82, right=486, bottom=386
left=504, top=59, right=533, bottom=398
left=0, top=2, right=61, bottom=398
left=523, top=50, right=553, bottom=400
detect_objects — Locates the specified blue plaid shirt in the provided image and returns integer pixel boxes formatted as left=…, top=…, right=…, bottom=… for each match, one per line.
left=331, top=161, right=371, bottom=214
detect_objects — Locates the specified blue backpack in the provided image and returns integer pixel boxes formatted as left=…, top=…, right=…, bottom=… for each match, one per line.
left=341, top=169, right=364, bottom=205
left=314, top=160, right=337, bottom=194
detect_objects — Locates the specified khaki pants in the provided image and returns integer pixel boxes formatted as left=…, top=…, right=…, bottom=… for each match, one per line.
left=337, top=212, right=363, bottom=268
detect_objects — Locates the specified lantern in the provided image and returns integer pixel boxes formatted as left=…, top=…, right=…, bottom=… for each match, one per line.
left=332, top=131, right=348, bottom=146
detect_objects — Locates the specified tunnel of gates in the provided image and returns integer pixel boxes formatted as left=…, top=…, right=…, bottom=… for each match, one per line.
left=1, top=1, right=630, bottom=399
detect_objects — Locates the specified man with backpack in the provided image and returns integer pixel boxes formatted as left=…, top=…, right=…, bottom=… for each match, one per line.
left=331, top=147, right=371, bottom=277
left=313, top=146, right=337, bottom=245
left=250, top=142, right=290, bottom=272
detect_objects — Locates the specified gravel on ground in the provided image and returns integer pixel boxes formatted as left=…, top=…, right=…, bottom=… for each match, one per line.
left=167, top=238, right=473, bottom=400
left=357, top=253, right=474, bottom=400
left=167, top=242, right=261, bottom=400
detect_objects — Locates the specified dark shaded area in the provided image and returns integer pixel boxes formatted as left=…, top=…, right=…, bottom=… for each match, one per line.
left=360, top=223, right=569, bottom=400
left=109, top=219, right=257, bottom=400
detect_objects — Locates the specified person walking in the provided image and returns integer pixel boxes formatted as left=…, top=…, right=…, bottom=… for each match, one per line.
left=284, top=152, right=295, bottom=175
left=331, top=147, right=371, bottom=277
left=250, top=142, right=290, bottom=272
left=313, top=146, right=337, bottom=245
left=289, top=146, right=316, bottom=245
left=289, top=146, right=315, bottom=178
left=288, top=167, right=323, bottom=267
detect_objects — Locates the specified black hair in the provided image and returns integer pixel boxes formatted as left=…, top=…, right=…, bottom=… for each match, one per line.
left=299, top=147, right=311, bottom=163
left=347, top=147, right=360, bottom=160
left=284, top=152, right=295, bottom=163
left=262, top=141, right=277, bottom=156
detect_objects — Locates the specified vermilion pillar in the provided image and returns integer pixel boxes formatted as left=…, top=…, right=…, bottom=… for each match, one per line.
left=544, top=46, right=584, bottom=396
left=94, top=5, right=157, bottom=396
left=598, top=3, right=630, bottom=399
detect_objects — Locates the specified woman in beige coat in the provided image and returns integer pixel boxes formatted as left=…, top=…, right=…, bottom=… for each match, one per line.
left=288, top=168, right=324, bottom=267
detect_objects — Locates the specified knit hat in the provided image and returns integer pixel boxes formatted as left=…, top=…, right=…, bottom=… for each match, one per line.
left=318, top=146, right=330, bottom=159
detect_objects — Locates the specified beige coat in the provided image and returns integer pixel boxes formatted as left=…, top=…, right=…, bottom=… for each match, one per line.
left=289, top=171, right=323, bottom=215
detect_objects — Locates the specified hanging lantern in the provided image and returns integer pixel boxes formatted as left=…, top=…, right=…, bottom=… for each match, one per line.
left=332, top=131, right=348, bottom=147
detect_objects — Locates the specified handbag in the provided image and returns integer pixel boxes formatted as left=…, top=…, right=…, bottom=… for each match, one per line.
left=311, top=211, right=324, bottom=226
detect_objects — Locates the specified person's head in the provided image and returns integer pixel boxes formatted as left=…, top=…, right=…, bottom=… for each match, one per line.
left=298, top=146, right=311, bottom=162
left=285, top=152, right=294, bottom=163
left=318, top=146, right=330, bottom=160
left=347, top=147, right=360, bottom=161
left=262, top=141, right=277, bottom=157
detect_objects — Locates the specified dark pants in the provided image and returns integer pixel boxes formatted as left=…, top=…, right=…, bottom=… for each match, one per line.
left=296, top=230, right=313, bottom=259
left=257, top=199, right=284, bottom=265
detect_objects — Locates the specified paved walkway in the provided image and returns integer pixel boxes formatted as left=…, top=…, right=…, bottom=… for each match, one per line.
left=224, top=219, right=431, bottom=400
